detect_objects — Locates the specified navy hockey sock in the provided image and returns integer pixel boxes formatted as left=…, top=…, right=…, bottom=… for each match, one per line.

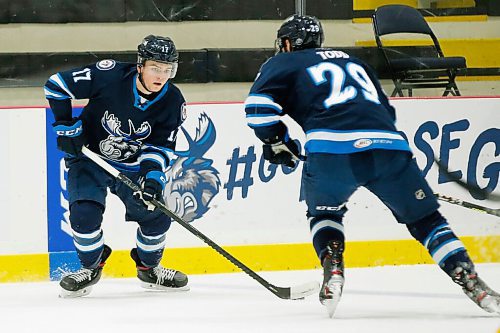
left=309, top=216, right=345, bottom=261
left=407, top=211, right=472, bottom=276
left=70, top=200, right=105, bottom=268
left=135, top=227, right=167, bottom=267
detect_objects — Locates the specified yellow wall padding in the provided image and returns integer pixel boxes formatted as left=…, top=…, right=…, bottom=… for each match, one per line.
left=1, top=235, right=498, bottom=282
left=103, top=235, right=500, bottom=277
left=432, top=0, right=476, bottom=9
left=353, top=15, right=487, bottom=23
left=354, top=0, right=418, bottom=11
left=0, top=254, right=48, bottom=282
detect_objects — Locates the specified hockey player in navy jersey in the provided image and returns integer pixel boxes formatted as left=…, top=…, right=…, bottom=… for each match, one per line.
left=45, top=35, right=189, bottom=297
left=244, top=15, right=499, bottom=317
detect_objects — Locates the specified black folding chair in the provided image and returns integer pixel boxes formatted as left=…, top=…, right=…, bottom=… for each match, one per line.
left=372, top=4, right=466, bottom=97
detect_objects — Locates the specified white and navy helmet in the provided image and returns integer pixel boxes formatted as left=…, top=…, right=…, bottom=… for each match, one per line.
left=137, top=35, right=178, bottom=78
left=276, top=14, right=324, bottom=53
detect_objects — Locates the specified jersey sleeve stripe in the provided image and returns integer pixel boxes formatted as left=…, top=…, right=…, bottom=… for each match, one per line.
left=44, top=86, right=72, bottom=100
left=248, top=120, right=281, bottom=128
left=245, top=94, right=283, bottom=114
left=138, top=152, right=168, bottom=171
left=141, top=145, right=176, bottom=165
left=246, top=114, right=282, bottom=127
left=48, top=73, right=76, bottom=99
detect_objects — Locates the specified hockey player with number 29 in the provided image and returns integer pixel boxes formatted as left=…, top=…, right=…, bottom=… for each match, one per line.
left=44, top=35, right=189, bottom=297
left=244, top=15, right=500, bottom=317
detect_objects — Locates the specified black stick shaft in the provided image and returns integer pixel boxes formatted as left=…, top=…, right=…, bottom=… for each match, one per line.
left=435, top=193, right=500, bottom=218
left=117, top=175, right=285, bottom=295
left=81, top=147, right=292, bottom=298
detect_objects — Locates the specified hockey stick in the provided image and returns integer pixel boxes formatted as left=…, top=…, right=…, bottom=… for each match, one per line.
left=433, top=157, right=500, bottom=201
left=81, top=146, right=319, bottom=300
left=435, top=193, right=500, bottom=217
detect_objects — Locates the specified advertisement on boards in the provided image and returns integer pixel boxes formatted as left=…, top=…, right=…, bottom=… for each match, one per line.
left=45, top=98, right=500, bottom=279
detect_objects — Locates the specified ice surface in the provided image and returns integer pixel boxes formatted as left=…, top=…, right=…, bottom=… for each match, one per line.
left=0, top=264, right=498, bottom=333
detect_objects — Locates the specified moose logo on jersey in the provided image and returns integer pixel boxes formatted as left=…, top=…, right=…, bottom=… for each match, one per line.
left=99, top=111, right=152, bottom=161
left=164, top=113, right=220, bottom=222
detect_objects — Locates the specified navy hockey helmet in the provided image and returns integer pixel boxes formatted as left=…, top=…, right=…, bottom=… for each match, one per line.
left=276, top=14, right=324, bottom=53
left=137, top=35, right=178, bottom=78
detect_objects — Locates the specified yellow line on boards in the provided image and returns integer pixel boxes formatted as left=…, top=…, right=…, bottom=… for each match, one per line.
left=103, top=235, right=500, bottom=278
left=456, top=76, right=500, bottom=81
left=353, top=0, right=417, bottom=11
left=352, top=15, right=487, bottom=24
left=0, top=236, right=498, bottom=282
left=0, top=254, right=48, bottom=283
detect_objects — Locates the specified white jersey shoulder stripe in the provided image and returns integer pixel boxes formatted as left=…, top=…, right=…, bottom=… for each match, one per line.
left=49, top=73, right=76, bottom=99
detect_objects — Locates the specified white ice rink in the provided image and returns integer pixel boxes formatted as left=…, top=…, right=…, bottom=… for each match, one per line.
left=1, top=264, right=499, bottom=333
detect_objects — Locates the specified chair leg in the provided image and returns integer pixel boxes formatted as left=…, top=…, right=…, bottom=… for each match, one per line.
left=391, top=79, right=404, bottom=97
left=446, top=71, right=461, bottom=96
left=408, top=88, right=413, bottom=97
left=451, top=81, right=461, bottom=96
left=443, top=82, right=461, bottom=97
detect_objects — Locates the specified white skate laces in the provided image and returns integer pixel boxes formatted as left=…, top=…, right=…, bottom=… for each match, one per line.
left=153, top=266, right=177, bottom=285
left=68, top=268, right=94, bottom=283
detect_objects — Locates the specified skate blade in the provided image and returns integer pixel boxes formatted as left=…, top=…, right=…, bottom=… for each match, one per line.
left=140, top=282, right=190, bottom=292
left=59, top=286, right=93, bottom=298
left=480, top=295, right=500, bottom=315
left=323, top=281, right=343, bottom=318
left=324, top=296, right=341, bottom=318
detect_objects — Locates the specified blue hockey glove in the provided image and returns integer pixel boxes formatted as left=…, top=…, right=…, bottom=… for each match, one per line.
left=52, top=118, right=85, bottom=156
left=262, top=139, right=302, bottom=168
left=134, top=171, right=167, bottom=211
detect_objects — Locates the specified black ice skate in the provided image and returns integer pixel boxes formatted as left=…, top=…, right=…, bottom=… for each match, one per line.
left=130, top=248, right=189, bottom=291
left=59, top=244, right=112, bottom=298
left=451, top=263, right=500, bottom=314
left=319, top=240, right=345, bottom=318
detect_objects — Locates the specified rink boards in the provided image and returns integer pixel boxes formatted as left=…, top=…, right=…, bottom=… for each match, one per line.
left=0, top=97, right=499, bottom=282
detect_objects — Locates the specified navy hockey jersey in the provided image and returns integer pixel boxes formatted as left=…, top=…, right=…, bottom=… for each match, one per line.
left=44, top=60, right=186, bottom=172
left=244, top=48, right=410, bottom=154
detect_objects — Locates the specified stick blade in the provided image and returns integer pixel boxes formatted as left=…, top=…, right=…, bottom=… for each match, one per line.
left=270, top=281, right=319, bottom=300
left=289, top=281, right=320, bottom=300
